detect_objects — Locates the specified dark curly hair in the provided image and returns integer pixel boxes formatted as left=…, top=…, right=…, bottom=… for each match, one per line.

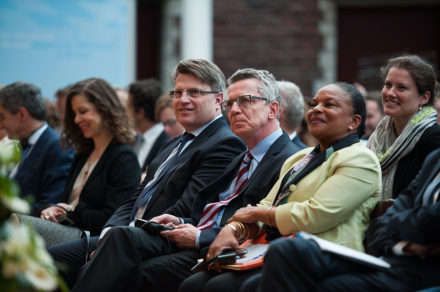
left=62, top=78, right=134, bottom=152
left=381, top=55, right=439, bottom=107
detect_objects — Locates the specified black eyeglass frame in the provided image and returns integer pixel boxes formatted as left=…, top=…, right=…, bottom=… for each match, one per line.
left=169, top=90, right=219, bottom=99
left=222, top=95, right=268, bottom=111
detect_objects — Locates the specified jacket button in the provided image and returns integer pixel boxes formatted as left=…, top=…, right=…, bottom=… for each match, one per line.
left=289, top=184, right=297, bottom=192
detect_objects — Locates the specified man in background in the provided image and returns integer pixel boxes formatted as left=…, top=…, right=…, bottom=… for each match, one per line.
left=0, top=81, right=74, bottom=215
left=127, top=79, right=170, bottom=171
left=277, top=81, right=308, bottom=149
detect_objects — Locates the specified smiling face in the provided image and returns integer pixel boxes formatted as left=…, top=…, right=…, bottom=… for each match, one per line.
left=173, top=73, right=222, bottom=132
left=382, top=67, right=430, bottom=127
left=307, top=84, right=359, bottom=149
left=227, top=78, right=279, bottom=148
left=71, top=94, right=106, bottom=140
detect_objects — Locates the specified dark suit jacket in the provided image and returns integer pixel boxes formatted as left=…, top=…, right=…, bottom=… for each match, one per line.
left=142, top=131, right=169, bottom=171
left=61, top=143, right=141, bottom=235
left=367, top=147, right=440, bottom=269
left=105, top=117, right=246, bottom=228
left=170, top=132, right=301, bottom=248
left=14, top=126, right=74, bottom=215
left=291, top=135, right=308, bottom=149
left=392, top=123, right=440, bottom=198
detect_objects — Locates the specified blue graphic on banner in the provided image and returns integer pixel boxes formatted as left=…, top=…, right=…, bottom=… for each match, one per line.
left=0, top=0, right=131, bottom=99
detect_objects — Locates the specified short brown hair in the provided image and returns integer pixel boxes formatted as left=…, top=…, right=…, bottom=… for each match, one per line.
left=63, top=78, right=134, bottom=152
left=381, top=55, right=439, bottom=107
left=171, top=59, right=226, bottom=93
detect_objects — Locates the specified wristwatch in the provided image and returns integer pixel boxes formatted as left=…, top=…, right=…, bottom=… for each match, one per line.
left=65, top=205, right=74, bottom=212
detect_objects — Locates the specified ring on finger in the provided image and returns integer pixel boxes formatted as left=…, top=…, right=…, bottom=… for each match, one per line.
left=45, top=216, right=49, bottom=220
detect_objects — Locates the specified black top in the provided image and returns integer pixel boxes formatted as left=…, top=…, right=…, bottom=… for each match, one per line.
left=393, top=123, right=440, bottom=199
left=61, top=143, right=141, bottom=235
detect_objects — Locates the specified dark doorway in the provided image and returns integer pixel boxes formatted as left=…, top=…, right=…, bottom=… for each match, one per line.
left=337, top=5, right=440, bottom=91
left=137, top=0, right=162, bottom=80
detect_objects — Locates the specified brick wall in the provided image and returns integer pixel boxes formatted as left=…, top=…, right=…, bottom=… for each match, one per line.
left=213, top=0, right=322, bottom=97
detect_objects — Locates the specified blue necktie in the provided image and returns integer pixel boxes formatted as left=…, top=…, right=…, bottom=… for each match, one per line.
left=129, top=132, right=194, bottom=221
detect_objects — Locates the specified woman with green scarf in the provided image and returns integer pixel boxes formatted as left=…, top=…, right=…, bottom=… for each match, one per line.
left=368, top=55, right=440, bottom=200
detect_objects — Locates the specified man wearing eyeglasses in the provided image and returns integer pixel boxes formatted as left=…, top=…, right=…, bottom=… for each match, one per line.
left=49, top=59, right=246, bottom=289
left=66, top=68, right=299, bottom=292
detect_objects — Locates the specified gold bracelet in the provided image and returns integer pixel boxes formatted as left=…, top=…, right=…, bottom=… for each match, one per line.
left=230, top=221, right=245, bottom=240
left=266, top=206, right=274, bottom=227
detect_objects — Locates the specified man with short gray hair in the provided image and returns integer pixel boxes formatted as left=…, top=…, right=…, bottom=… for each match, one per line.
left=277, top=81, right=308, bottom=149
left=69, top=67, right=300, bottom=292
left=0, top=81, right=74, bottom=215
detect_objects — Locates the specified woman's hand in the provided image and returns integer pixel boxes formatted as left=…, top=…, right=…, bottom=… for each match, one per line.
left=40, top=206, right=65, bottom=223
left=207, top=225, right=241, bottom=273
left=228, top=205, right=268, bottom=224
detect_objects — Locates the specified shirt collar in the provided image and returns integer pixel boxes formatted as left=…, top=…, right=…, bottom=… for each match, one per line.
left=187, top=114, right=223, bottom=137
left=141, top=123, right=164, bottom=142
left=28, top=124, right=48, bottom=145
left=289, top=131, right=298, bottom=140
left=249, top=128, right=283, bottom=163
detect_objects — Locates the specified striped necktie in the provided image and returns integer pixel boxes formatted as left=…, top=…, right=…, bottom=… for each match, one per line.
left=197, top=152, right=254, bottom=230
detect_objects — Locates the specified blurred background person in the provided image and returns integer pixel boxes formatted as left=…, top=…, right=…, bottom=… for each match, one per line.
left=0, top=81, right=74, bottom=215
left=18, top=77, right=141, bottom=247
left=128, top=79, right=170, bottom=172
left=115, top=87, right=129, bottom=111
left=360, top=91, right=385, bottom=145
left=368, top=55, right=440, bottom=200
left=277, top=80, right=308, bottom=149
left=54, top=85, right=70, bottom=133
left=296, top=103, right=319, bottom=147
left=44, top=98, right=61, bottom=130
left=155, top=93, right=185, bottom=138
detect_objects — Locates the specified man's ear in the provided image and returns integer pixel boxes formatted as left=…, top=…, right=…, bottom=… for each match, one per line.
left=17, top=107, right=30, bottom=122
left=215, top=92, right=223, bottom=110
left=268, top=101, right=280, bottom=120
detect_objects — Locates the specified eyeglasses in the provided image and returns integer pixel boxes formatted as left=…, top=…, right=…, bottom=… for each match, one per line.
left=162, top=119, right=178, bottom=127
left=169, top=89, right=219, bottom=99
left=222, top=95, right=268, bottom=111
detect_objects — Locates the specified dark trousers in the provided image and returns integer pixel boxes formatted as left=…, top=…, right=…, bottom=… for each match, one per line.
left=48, top=236, right=99, bottom=289
left=67, top=226, right=200, bottom=292
left=249, top=237, right=440, bottom=292
left=178, top=267, right=261, bottom=292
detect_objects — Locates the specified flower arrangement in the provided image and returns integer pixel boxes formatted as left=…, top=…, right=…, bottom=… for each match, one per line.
left=0, top=142, right=67, bottom=291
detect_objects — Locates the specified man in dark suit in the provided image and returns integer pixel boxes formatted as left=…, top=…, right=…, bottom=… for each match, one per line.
left=70, top=69, right=301, bottom=292
left=48, top=59, right=246, bottom=288
left=277, top=80, right=308, bottom=149
left=127, top=79, right=170, bottom=172
left=248, top=147, right=440, bottom=292
left=0, top=81, right=74, bottom=215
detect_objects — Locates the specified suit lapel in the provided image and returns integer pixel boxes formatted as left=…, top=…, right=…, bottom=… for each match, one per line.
left=143, top=131, right=170, bottom=170
left=415, top=157, right=440, bottom=206
left=16, top=128, right=50, bottom=179
left=143, top=117, right=229, bottom=214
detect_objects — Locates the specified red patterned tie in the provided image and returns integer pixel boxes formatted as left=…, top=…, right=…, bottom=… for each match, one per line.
left=197, top=152, right=254, bottom=230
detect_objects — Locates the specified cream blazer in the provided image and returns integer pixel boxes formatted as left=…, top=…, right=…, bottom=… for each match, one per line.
left=258, top=142, right=381, bottom=251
